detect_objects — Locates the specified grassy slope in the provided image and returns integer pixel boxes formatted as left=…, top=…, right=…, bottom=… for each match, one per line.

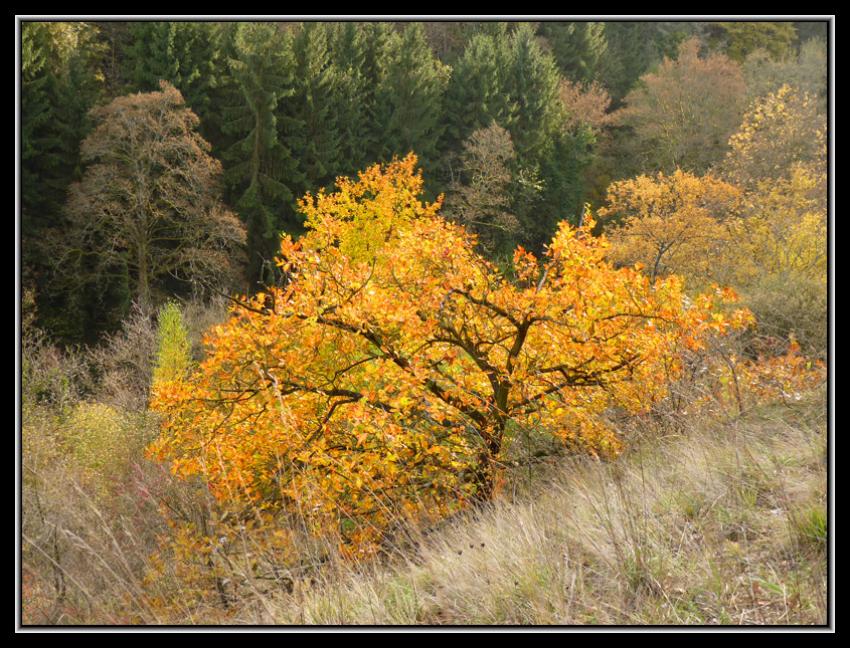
left=257, top=391, right=827, bottom=625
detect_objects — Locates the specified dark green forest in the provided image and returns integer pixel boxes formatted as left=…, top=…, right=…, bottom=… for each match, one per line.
left=22, top=20, right=827, bottom=344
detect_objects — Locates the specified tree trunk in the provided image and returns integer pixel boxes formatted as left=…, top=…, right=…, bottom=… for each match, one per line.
left=471, top=422, right=504, bottom=503
left=137, top=245, right=151, bottom=307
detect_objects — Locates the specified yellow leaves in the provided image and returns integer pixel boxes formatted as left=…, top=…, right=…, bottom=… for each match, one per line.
left=740, top=162, right=826, bottom=284
left=601, top=169, right=741, bottom=286
left=148, top=156, right=752, bottom=558
left=724, top=84, right=826, bottom=188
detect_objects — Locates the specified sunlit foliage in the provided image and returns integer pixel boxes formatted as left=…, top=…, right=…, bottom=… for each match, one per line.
left=150, top=155, right=752, bottom=554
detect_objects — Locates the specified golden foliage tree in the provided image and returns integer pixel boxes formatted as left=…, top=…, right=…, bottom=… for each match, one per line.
left=721, top=85, right=827, bottom=354
left=599, top=170, right=742, bottom=284
left=149, top=155, right=751, bottom=553
left=722, top=84, right=826, bottom=188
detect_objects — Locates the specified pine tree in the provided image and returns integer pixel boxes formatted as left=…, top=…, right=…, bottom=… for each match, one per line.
left=600, top=22, right=663, bottom=103
left=504, top=24, right=563, bottom=165
left=126, top=22, right=179, bottom=91
left=537, top=128, right=595, bottom=238
left=285, top=23, right=342, bottom=192
left=540, top=22, right=608, bottom=85
left=600, top=22, right=695, bottom=104
left=22, top=22, right=107, bottom=340
left=710, top=21, right=798, bottom=62
left=220, top=23, right=302, bottom=286
left=125, top=22, right=227, bottom=144
left=372, top=24, right=450, bottom=173
left=443, top=29, right=515, bottom=155
left=327, top=22, right=374, bottom=175
left=360, top=22, right=398, bottom=166
left=21, top=23, right=56, bottom=231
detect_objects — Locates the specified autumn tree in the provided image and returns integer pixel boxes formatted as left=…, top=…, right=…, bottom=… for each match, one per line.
left=614, top=37, right=747, bottom=174
left=599, top=170, right=742, bottom=284
left=149, top=155, right=751, bottom=553
left=722, top=84, right=826, bottom=188
left=62, top=81, right=246, bottom=308
left=739, top=164, right=826, bottom=283
left=733, top=161, right=827, bottom=356
left=709, top=21, right=798, bottom=63
left=559, top=79, right=613, bottom=135
left=719, top=83, right=826, bottom=352
left=445, top=122, right=519, bottom=256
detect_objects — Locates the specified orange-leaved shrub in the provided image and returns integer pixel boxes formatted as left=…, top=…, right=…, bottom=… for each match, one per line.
left=149, top=154, right=753, bottom=555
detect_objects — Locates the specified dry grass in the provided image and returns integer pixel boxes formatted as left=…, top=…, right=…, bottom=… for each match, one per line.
left=253, top=390, right=827, bottom=625
left=20, top=341, right=827, bottom=626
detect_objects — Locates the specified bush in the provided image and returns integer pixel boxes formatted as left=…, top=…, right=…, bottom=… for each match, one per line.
left=62, top=402, right=156, bottom=482
left=86, top=302, right=157, bottom=411
left=22, top=328, right=88, bottom=411
left=743, top=271, right=827, bottom=358
left=152, top=302, right=191, bottom=387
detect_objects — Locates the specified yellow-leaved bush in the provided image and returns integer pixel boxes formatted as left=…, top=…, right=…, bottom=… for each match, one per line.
left=149, top=155, right=752, bottom=554
left=598, top=169, right=742, bottom=285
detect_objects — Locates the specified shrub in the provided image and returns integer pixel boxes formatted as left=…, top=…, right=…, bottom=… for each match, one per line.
left=152, top=302, right=192, bottom=387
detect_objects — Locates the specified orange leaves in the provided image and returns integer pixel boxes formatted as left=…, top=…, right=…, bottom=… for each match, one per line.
left=512, top=246, right=539, bottom=285
left=693, top=335, right=825, bottom=419
left=149, top=155, right=749, bottom=555
left=736, top=336, right=825, bottom=405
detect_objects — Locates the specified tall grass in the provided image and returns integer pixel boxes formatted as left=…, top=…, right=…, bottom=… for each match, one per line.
left=20, top=300, right=827, bottom=625
left=259, top=391, right=827, bottom=625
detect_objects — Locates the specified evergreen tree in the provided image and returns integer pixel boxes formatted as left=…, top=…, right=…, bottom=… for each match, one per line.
left=21, top=22, right=56, bottom=231
left=504, top=25, right=563, bottom=165
left=220, top=23, right=302, bottom=286
left=22, top=23, right=101, bottom=232
left=286, top=23, right=342, bottom=192
left=125, top=22, right=228, bottom=144
left=600, top=22, right=698, bottom=104
left=540, top=22, right=608, bottom=85
left=443, top=29, right=515, bottom=155
left=22, top=22, right=107, bottom=340
left=537, top=127, right=595, bottom=237
left=372, top=23, right=450, bottom=173
left=126, top=22, right=179, bottom=91
left=327, top=22, right=376, bottom=174
left=709, top=21, right=798, bottom=62
left=360, top=22, right=398, bottom=166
